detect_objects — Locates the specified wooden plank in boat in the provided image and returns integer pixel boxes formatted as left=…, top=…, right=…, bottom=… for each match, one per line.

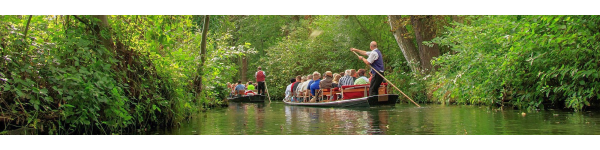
left=378, top=95, right=388, bottom=102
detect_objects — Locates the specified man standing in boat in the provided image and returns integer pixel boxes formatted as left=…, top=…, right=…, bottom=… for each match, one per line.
left=255, top=66, right=266, bottom=96
left=351, top=41, right=384, bottom=97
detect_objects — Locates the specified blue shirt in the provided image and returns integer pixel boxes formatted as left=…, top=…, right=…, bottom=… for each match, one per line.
left=307, top=79, right=314, bottom=90
left=235, top=84, right=245, bottom=91
left=310, top=79, right=321, bottom=96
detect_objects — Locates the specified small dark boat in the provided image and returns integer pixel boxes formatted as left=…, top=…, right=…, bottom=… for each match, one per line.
left=283, top=83, right=398, bottom=107
left=226, top=90, right=266, bottom=103
left=227, top=94, right=266, bottom=103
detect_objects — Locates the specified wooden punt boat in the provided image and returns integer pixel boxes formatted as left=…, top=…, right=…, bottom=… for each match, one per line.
left=283, top=83, right=398, bottom=107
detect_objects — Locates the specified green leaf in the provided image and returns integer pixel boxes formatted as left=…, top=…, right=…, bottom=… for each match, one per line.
left=98, top=98, right=108, bottom=103
left=16, top=90, right=25, bottom=98
left=152, top=105, right=161, bottom=112
left=579, top=80, right=585, bottom=85
left=40, top=88, right=48, bottom=95
left=3, top=84, right=10, bottom=91
left=123, top=115, right=133, bottom=121
left=44, top=97, right=54, bottom=102
left=584, top=100, right=591, bottom=106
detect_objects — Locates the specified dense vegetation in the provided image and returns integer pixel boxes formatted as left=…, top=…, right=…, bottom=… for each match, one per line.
left=0, top=15, right=245, bottom=134
left=238, top=15, right=600, bottom=112
left=1, top=15, right=598, bottom=134
left=430, top=16, right=600, bottom=110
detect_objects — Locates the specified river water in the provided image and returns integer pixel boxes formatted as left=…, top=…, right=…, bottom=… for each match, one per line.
left=154, top=102, right=600, bottom=135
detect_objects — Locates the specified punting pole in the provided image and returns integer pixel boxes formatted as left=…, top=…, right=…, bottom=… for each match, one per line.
left=265, top=81, right=271, bottom=102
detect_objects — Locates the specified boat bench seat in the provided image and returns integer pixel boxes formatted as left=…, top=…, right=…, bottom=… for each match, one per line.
left=321, top=87, right=341, bottom=101
left=340, top=83, right=388, bottom=99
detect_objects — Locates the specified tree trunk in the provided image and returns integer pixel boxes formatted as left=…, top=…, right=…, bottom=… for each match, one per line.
left=65, top=15, right=69, bottom=36
left=23, top=15, right=32, bottom=42
left=197, top=15, right=210, bottom=93
left=200, top=15, right=209, bottom=66
left=91, top=15, right=114, bottom=52
left=452, top=15, right=464, bottom=24
left=388, top=15, right=421, bottom=73
left=241, top=56, right=247, bottom=82
left=410, top=15, right=440, bottom=73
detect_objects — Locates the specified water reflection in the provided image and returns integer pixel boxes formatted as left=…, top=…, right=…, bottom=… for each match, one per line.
left=228, top=103, right=397, bottom=135
left=284, top=105, right=392, bottom=135
left=227, top=102, right=267, bottom=134
left=157, top=102, right=600, bottom=135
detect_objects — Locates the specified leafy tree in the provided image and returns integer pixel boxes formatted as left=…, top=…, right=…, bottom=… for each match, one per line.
left=431, top=15, right=600, bottom=111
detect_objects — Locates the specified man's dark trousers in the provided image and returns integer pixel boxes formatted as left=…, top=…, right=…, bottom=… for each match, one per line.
left=369, top=71, right=384, bottom=96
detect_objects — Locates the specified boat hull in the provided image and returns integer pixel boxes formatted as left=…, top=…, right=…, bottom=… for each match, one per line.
left=283, top=94, right=398, bottom=107
left=227, top=95, right=266, bottom=103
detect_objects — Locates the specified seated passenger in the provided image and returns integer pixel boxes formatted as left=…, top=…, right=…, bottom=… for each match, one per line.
left=320, top=71, right=334, bottom=101
left=305, top=74, right=314, bottom=100
left=338, top=70, right=354, bottom=88
left=309, top=72, right=322, bottom=102
left=226, top=82, right=232, bottom=97
left=351, top=69, right=358, bottom=81
left=230, top=82, right=236, bottom=97
left=234, top=80, right=246, bottom=97
left=296, top=76, right=308, bottom=102
left=332, top=73, right=341, bottom=88
left=247, top=81, right=255, bottom=90
left=291, top=75, right=302, bottom=102
left=301, top=74, right=313, bottom=102
left=320, top=71, right=334, bottom=90
left=354, top=69, right=370, bottom=85
left=284, top=78, right=296, bottom=102
left=331, top=73, right=342, bottom=100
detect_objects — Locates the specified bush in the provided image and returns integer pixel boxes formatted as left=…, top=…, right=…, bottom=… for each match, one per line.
left=431, top=16, right=600, bottom=111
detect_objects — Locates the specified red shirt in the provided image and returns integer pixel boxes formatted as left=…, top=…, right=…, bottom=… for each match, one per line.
left=256, top=71, right=265, bottom=82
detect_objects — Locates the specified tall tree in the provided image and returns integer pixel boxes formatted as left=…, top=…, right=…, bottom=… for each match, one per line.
left=91, top=15, right=114, bottom=52
left=241, top=56, right=248, bottom=82
left=200, top=15, right=209, bottom=66
left=410, top=15, right=440, bottom=73
left=197, top=15, right=210, bottom=93
left=388, top=15, right=421, bottom=73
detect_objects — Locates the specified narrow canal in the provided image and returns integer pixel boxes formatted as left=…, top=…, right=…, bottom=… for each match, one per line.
left=153, top=102, right=600, bottom=135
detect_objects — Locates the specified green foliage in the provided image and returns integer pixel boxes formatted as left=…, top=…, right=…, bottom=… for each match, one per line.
left=431, top=15, right=600, bottom=111
left=0, top=15, right=244, bottom=134
left=385, top=71, right=429, bottom=103
left=249, top=15, right=404, bottom=98
left=4, top=14, right=595, bottom=134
